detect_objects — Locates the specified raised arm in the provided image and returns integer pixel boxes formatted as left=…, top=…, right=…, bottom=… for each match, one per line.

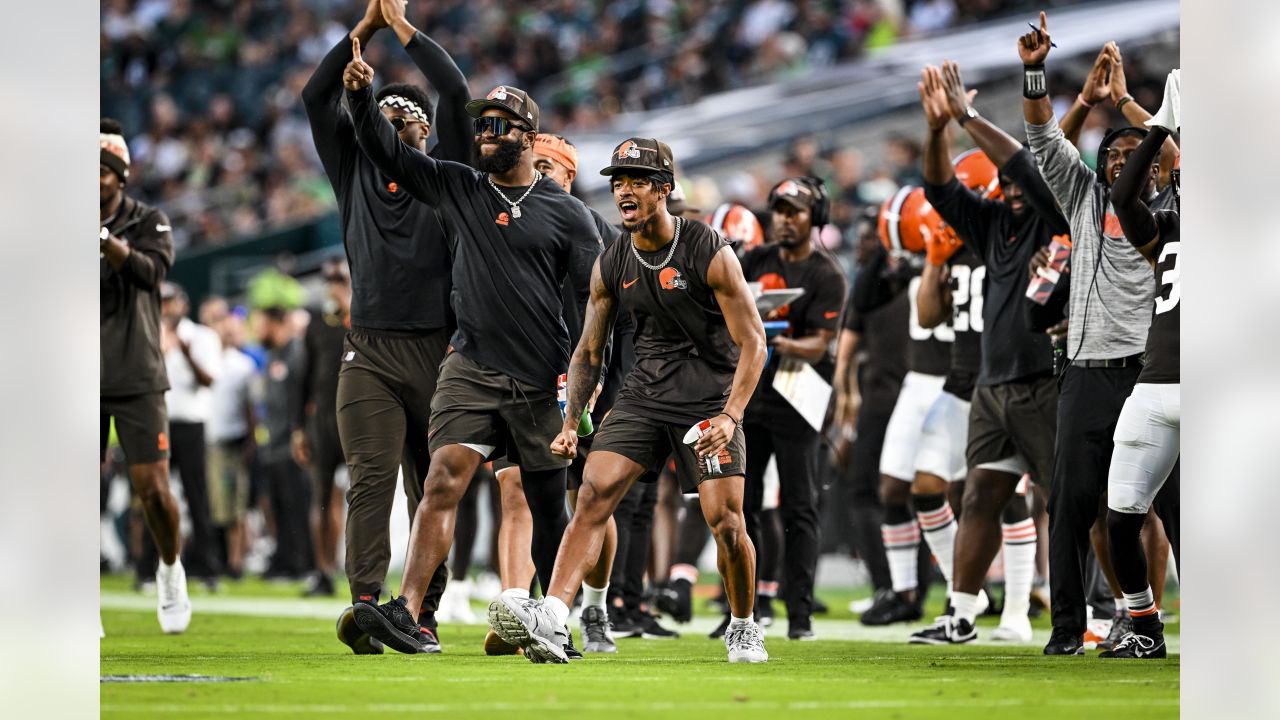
left=1111, top=126, right=1168, bottom=263
left=940, top=61, right=1020, bottom=167
left=343, top=39, right=449, bottom=205
left=1018, top=13, right=1094, bottom=217
left=919, top=65, right=955, bottom=187
left=301, top=1, right=385, bottom=178
left=551, top=258, right=617, bottom=460
left=1108, top=47, right=1181, bottom=166
left=380, top=0, right=474, bottom=166
left=916, top=261, right=952, bottom=330
left=696, top=246, right=768, bottom=458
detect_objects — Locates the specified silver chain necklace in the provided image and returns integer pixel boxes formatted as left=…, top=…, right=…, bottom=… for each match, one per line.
left=486, top=171, right=541, bottom=219
left=630, top=216, right=683, bottom=271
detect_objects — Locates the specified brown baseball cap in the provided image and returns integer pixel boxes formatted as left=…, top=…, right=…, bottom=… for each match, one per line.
left=466, top=85, right=540, bottom=131
left=768, top=178, right=818, bottom=211
left=599, top=137, right=674, bottom=177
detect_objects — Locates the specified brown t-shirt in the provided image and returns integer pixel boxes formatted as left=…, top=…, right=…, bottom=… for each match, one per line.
left=601, top=219, right=738, bottom=426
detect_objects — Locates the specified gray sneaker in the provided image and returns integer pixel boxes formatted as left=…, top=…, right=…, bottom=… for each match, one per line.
left=488, top=590, right=570, bottom=664
left=1099, top=613, right=1134, bottom=651
left=580, top=606, right=617, bottom=653
left=724, top=620, right=769, bottom=663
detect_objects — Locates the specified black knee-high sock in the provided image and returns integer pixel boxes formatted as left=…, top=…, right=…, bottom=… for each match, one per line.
left=1106, top=509, right=1149, bottom=596
left=521, top=468, right=568, bottom=596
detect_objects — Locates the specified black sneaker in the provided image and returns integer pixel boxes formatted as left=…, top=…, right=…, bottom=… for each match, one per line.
left=336, top=606, right=384, bottom=655
left=1043, top=628, right=1085, bottom=656
left=352, top=596, right=422, bottom=655
left=635, top=608, right=679, bottom=639
left=304, top=573, right=336, bottom=598
left=1099, top=622, right=1167, bottom=659
left=609, top=605, right=641, bottom=638
left=860, top=589, right=923, bottom=626
left=909, top=616, right=976, bottom=645
left=708, top=613, right=731, bottom=639
left=416, top=624, right=442, bottom=654
left=755, top=595, right=775, bottom=628
left=563, top=634, right=584, bottom=660
left=1098, top=612, right=1133, bottom=651
left=788, top=626, right=816, bottom=641
left=580, top=606, right=617, bottom=653
left=656, top=579, right=693, bottom=623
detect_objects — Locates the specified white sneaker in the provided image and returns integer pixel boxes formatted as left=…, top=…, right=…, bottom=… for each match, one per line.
left=991, top=613, right=1033, bottom=643
left=725, top=621, right=769, bottom=663
left=975, top=589, right=990, bottom=615
left=438, top=579, right=476, bottom=624
left=489, top=590, right=569, bottom=664
left=156, top=560, right=192, bottom=634
left=471, top=571, right=502, bottom=601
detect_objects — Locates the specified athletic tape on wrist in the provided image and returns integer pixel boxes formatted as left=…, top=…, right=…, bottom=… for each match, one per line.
left=1023, top=64, right=1047, bottom=100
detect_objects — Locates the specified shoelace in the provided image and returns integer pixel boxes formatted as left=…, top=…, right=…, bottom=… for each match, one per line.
left=1112, top=632, right=1154, bottom=651
left=725, top=624, right=763, bottom=650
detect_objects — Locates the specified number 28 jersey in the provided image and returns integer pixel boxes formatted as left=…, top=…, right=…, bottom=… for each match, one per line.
left=1139, top=211, right=1179, bottom=384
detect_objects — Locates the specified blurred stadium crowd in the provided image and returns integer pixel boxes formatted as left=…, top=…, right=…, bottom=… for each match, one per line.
left=102, top=0, right=1112, bottom=252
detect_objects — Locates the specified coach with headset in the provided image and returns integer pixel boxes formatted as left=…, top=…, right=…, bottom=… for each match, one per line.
left=738, top=177, right=848, bottom=640
left=1018, top=16, right=1179, bottom=656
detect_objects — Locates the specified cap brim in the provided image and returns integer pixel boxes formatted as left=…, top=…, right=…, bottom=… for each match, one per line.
left=771, top=195, right=811, bottom=211
left=599, top=164, right=664, bottom=177
left=465, top=100, right=528, bottom=124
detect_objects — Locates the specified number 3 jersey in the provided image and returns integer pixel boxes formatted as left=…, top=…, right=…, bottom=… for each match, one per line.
left=1139, top=211, right=1179, bottom=384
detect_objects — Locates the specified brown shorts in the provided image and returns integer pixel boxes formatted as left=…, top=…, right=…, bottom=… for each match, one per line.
left=101, top=392, right=170, bottom=465
left=428, top=351, right=569, bottom=472
left=591, top=409, right=745, bottom=493
left=966, top=374, right=1058, bottom=486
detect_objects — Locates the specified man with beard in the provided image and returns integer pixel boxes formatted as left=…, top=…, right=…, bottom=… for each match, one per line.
left=907, top=62, right=1069, bottom=644
left=100, top=117, right=191, bottom=634
left=1019, top=14, right=1178, bottom=655
left=341, top=40, right=602, bottom=656
left=487, top=138, right=768, bottom=664
left=737, top=177, right=847, bottom=640
left=301, top=0, right=469, bottom=654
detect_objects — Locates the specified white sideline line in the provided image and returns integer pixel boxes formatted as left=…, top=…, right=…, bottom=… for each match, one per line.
left=102, top=697, right=1179, bottom=714
left=99, top=592, right=1180, bottom=651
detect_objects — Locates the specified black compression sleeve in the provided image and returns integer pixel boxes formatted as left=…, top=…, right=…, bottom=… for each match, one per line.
left=301, top=37, right=357, bottom=180
left=521, top=468, right=568, bottom=596
left=1111, top=127, right=1168, bottom=252
left=404, top=31, right=474, bottom=166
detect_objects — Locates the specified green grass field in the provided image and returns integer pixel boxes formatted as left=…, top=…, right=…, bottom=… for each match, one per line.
left=101, top=574, right=1179, bottom=719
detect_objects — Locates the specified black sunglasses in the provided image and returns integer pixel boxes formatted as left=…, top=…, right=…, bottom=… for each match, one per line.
left=389, top=116, right=427, bottom=132
left=473, top=116, right=530, bottom=137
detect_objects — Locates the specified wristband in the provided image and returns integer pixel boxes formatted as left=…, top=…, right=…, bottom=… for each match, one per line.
left=1023, top=64, right=1047, bottom=99
left=1116, top=94, right=1133, bottom=110
left=720, top=411, right=742, bottom=426
left=1076, top=93, right=1093, bottom=109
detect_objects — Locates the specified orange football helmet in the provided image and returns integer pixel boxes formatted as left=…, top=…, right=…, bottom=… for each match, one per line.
left=705, top=203, right=765, bottom=251
left=953, top=148, right=1004, bottom=200
left=878, top=186, right=958, bottom=255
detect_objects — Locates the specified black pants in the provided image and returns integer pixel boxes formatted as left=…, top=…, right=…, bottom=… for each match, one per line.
left=336, top=328, right=449, bottom=608
left=844, top=404, right=895, bottom=592
left=262, top=457, right=314, bottom=577
left=743, top=421, right=821, bottom=626
left=1049, top=363, right=1140, bottom=635
left=608, top=473, right=659, bottom=610
left=137, top=421, right=222, bottom=579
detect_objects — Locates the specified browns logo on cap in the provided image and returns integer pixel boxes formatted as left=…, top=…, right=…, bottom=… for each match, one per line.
left=466, top=85, right=540, bottom=131
left=769, top=178, right=815, bottom=210
left=599, top=137, right=675, bottom=177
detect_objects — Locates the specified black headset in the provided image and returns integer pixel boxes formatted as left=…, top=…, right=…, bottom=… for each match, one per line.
left=1094, top=126, right=1149, bottom=185
left=768, top=176, right=831, bottom=227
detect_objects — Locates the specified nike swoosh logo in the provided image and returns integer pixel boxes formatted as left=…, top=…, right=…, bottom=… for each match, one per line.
left=623, top=278, right=639, bottom=289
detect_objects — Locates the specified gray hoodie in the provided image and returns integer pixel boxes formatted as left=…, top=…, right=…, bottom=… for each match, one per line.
left=1025, top=119, right=1170, bottom=362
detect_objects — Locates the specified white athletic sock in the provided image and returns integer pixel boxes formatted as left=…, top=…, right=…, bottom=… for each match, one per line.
left=729, top=614, right=753, bottom=629
left=882, top=521, right=921, bottom=593
left=1123, top=587, right=1158, bottom=620
left=582, top=583, right=608, bottom=609
left=917, top=503, right=957, bottom=592
left=757, top=580, right=779, bottom=598
left=670, top=564, right=699, bottom=585
left=506, top=587, right=530, bottom=600
left=952, top=591, right=980, bottom=626
left=1000, top=519, right=1038, bottom=619
left=544, top=595, right=571, bottom=627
